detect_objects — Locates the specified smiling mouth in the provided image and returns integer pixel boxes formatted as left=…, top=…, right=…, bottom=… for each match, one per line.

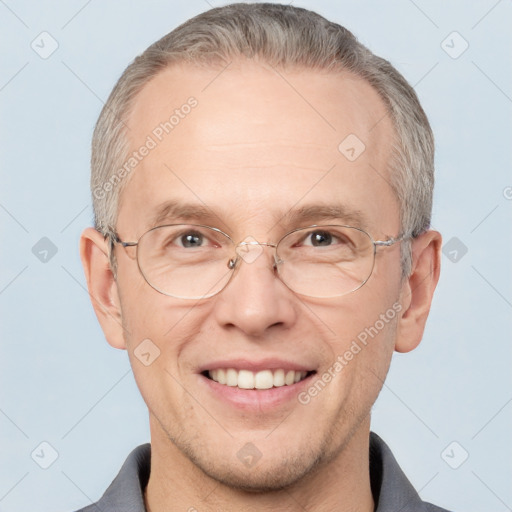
left=203, top=368, right=315, bottom=390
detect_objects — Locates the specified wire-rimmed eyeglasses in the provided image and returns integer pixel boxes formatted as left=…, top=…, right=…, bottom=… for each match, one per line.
left=109, top=224, right=406, bottom=299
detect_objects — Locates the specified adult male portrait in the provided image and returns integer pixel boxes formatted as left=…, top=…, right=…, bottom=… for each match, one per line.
left=79, top=3, right=446, bottom=511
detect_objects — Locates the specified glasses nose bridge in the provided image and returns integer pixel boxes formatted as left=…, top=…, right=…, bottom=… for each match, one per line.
left=236, top=240, right=276, bottom=249
left=232, top=238, right=279, bottom=268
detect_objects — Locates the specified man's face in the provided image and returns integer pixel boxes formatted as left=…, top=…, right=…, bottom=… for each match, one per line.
left=114, top=60, right=404, bottom=489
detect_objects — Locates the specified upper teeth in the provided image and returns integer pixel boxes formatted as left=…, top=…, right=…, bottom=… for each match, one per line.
left=208, top=369, right=308, bottom=390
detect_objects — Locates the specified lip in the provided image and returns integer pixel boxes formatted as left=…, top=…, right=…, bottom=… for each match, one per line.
left=198, top=366, right=316, bottom=412
left=198, top=358, right=315, bottom=373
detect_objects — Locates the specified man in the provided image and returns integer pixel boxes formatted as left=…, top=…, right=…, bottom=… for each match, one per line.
left=79, top=3, right=446, bottom=511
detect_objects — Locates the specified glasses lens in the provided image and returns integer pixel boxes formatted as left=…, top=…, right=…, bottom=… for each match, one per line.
left=276, top=225, right=375, bottom=298
left=137, top=225, right=234, bottom=299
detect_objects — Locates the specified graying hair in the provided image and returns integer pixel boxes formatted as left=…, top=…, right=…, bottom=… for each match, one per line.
left=91, top=2, right=434, bottom=276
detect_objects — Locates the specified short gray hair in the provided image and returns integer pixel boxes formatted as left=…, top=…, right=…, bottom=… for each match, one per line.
left=91, top=2, right=434, bottom=276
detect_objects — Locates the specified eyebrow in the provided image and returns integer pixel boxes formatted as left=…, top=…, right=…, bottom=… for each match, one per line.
left=151, top=200, right=219, bottom=227
left=279, top=204, right=368, bottom=229
left=148, top=200, right=368, bottom=231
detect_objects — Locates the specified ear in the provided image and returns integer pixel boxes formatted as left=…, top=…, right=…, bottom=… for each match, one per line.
left=395, top=229, right=442, bottom=353
left=80, top=227, right=126, bottom=350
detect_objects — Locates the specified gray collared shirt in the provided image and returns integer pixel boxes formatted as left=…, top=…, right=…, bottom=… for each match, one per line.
left=74, top=433, right=451, bottom=511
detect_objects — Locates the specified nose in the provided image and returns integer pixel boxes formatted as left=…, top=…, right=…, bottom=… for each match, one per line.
left=213, top=243, right=298, bottom=337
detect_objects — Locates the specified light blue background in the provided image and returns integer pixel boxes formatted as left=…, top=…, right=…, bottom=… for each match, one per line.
left=1, top=1, right=511, bottom=511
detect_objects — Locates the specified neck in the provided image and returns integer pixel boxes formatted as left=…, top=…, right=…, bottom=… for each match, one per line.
left=144, top=417, right=374, bottom=512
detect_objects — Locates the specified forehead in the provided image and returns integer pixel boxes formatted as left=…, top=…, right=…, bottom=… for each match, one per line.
left=118, top=59, right=398, bottom=237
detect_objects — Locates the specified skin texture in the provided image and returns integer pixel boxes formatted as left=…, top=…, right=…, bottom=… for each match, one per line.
left=81, top=59, right=441, bottom=512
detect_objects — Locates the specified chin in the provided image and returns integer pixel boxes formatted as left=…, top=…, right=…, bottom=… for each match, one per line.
left=202, top=455, right=323, bottom=492
left=177, top=435, right=332, bottom=493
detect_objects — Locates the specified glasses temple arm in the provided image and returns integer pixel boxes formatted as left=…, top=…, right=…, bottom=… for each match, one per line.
left=374, top=233, right=413, bottom=247
left=104, top=228, right=138, bottom=248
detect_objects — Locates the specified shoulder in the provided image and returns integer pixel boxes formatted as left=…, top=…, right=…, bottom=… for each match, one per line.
left=73, top=505, right=100, bottom=512
left=424, top=503, right=454, bottom=512
left=370, top=432, right=454, bottom=512
left=70, top=443, right=151, bottom=512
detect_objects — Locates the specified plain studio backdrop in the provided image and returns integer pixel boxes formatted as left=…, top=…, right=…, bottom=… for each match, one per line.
left=1, top=1, right=511, bottom=511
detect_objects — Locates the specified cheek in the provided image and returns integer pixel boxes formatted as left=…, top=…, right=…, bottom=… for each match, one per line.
left=116, top=257, right=173, bottom=336
left=116, top=260, right=208, bottom=371
left=118, top=292, right=209, bottom=418
left=121, top=295, right=204, bottom=357
left=309, top=277, right=400, bottom=400
left=314, top=314, right=397, bottom=428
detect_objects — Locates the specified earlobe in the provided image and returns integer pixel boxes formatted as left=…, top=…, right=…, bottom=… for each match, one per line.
left=80, top=227, right=127, bottom=350
left=394, top=229, right=442, bottom=353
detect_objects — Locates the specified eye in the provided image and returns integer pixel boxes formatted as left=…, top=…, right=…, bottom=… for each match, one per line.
left=177, top=231, right=205, bottom=248
left=302, top=229, right=345, bottom=247
left=151, top=226, right=230, bottom=255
